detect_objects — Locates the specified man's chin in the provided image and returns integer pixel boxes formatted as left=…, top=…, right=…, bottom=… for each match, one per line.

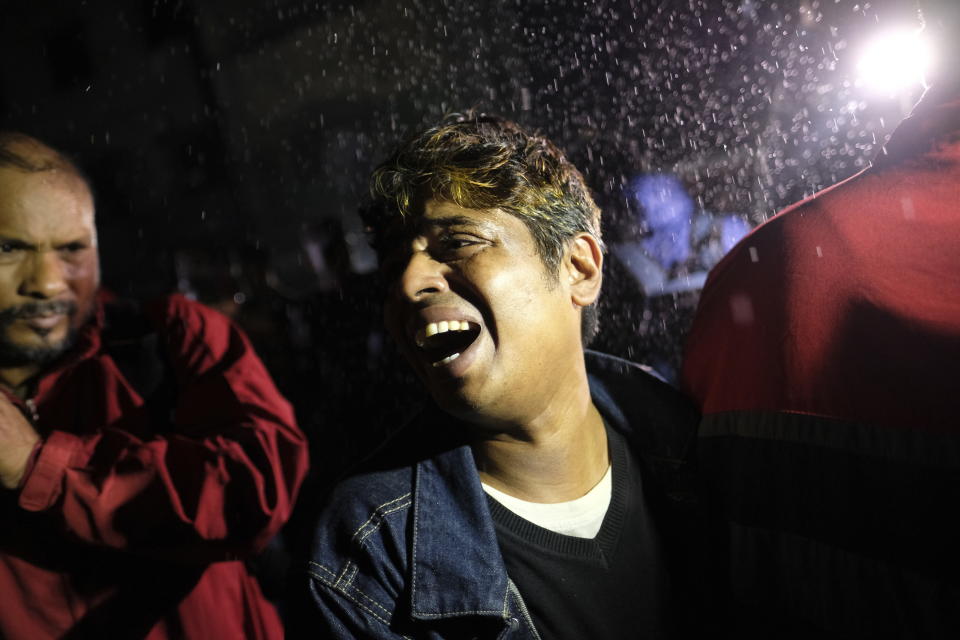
left=429, top=384, right=490, bottom=424
left=0, top=300, right=94, bottom=371
left=0, top=331, right=75, bottom=369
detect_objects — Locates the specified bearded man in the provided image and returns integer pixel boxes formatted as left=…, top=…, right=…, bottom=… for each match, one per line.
left=0, top=132, right=309, bottom=639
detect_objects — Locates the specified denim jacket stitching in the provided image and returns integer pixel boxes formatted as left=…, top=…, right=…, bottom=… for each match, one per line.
left=309, top=562, right=393, bottom=625
left=352, top=494, right=413, bottom=544
left=332, top=560, right=355, bottom=589
left=313, top=494, right=415, bottom=625
left=414, top=608, right=507, bottom=619
left=307, top=561, right=338, bottom=582
left=312, top=561, right=367, bottom=607
left=309, top=561, right=394, bottom=619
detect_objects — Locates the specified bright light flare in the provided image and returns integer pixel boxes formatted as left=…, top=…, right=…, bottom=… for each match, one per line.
left=856, top=29, right=932, bottom=95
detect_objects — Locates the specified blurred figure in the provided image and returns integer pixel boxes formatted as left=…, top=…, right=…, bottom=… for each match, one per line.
left=0, top=132, right=309, bottom=639
left=302, top=113, right=709, bottom=639
left=614, top=173, right=750, bottom=298
left=682, top=1, right=960, bottom=636
left=605, top=173, right=750, bottom=380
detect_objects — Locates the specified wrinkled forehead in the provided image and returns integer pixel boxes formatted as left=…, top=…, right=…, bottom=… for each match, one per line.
left=0, top=167, right=96, bottom=232
left=377, top=199, right=509, bottom=246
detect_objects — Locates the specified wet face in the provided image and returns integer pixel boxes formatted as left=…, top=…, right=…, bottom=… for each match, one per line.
left=0, top=167, right=99, bottom=369
left=383, top=199, right=592, bottom=428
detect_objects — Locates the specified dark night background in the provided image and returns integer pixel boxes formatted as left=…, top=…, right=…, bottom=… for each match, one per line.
left=0, top=0, right=926, bottom=616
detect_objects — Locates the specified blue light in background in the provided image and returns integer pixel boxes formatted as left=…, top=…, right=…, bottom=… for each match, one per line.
left=616, top=172, right=753, bottom=297
left=631, top=173, right=694, bottom=270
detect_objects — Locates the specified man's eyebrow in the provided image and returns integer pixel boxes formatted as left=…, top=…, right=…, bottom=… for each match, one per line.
left=417, top=216, right=488, bottom=232
left=0, top=236, right=35, bottom=249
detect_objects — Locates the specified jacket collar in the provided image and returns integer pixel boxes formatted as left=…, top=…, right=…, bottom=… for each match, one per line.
left=406, top=350, right=697, bottom=619
left=410, top=443, right=510, bottom=620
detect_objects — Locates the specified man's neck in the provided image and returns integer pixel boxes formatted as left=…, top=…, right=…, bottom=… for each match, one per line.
left=0, top=365, right=42, bottom=398
left=471, top=386, right=609, bottom=504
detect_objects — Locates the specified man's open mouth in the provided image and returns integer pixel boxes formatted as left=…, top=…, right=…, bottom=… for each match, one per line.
left=414, top=320, right=481, bottom=367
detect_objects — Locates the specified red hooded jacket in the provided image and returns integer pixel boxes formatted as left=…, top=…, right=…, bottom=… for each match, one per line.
left=0, top=293, right=309, bottom=639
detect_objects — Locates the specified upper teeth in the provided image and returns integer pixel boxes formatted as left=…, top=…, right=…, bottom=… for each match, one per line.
left=416, top=320, right=472, bottom=347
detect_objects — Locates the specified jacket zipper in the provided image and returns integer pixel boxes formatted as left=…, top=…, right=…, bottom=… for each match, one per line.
left=1, top=386, right=39, bottom=424
left=24, top=398, right=39, bottom=423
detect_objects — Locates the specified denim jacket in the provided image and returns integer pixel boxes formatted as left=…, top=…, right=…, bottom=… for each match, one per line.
left=305, top=351, right=701, bottom=639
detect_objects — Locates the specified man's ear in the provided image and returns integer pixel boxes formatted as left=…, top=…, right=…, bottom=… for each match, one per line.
left=564, top=233, right=603, bottom=307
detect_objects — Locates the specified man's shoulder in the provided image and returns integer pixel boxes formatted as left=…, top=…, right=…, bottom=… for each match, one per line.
left=585, top=349, right=669, bottom=387
left=143, top=293, right=231, bottom=330
left=586, top=350, right=698, bottom=484
left=306, top=447, right=420, bottom=625
left=322, top=464, right=416, bottom=527
left=131, top=294, right=247, bottom=361
left=309, top=409, right=478, bottom=571
left=586, top=350, right=697, bottom=430
left=310, top=426, right=424, bottom=556
left=102, top=293, right=232, bottom=340
left=702, top=166, right=877, bottom=296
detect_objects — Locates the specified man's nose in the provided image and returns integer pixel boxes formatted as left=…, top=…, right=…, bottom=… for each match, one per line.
left=19, top=250, right=68, bottom=299
left=398, top=251, right=448, bottom=301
